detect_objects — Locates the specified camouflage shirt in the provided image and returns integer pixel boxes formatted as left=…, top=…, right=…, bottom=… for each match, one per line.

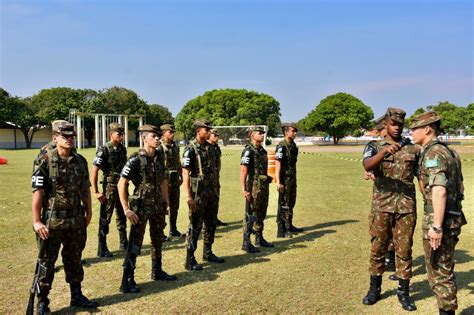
left=120, top=149, right=166, bottom=214
left=209, top=142, right=221, bottom=173
left=241, top=143, right=268, bottom=191
left=157, top=140, right=181, bottom=184
left=182, top=140, right=214, bottom=180
left=92, top=141, right=127, bottom=184
left=275, top=139, right=298, bottom=178
left=362, top=137, right=421, bottom=214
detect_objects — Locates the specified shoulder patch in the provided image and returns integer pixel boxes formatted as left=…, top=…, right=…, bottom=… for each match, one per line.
left=425, top=158, right=440, bottom=168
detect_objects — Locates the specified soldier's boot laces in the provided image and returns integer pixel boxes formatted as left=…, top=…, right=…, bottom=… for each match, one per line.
left=151, top=259, right=177, bottom=281
left=439, top=309, right=455, bottom=315
left=385, top=250, right=396, bottom=272
left=37, top=293, right=50, bottom=315
left=97, top=235, right=113, bottom=258
left=69, top=283, right=99, bottom=308
left=119, top=230, right=128, bottom=250
left=203, top=244, right=225, bottom=263
left=255, top=232, right=274, bottom=248
left=362, top=275, right=382, bottom=305
left=120, top=268, right=140, bottom=294
left=397, top=279, right=417, bottom=311
left=242, top=238, right=260, bottom=253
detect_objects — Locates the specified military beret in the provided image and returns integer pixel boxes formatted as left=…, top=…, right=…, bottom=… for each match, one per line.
left=109, top=122, right=125, bottom=134
left=138, top=124, right=160, bottom=134
left=374, top=115, right=386, bottom=131
left=409, top=111, right=441, bottom=129
left=193, top=119, right=211, bottom=129
left=281, top=123, right=298, bottom=133
left=385, top=107, right=406, bottom=124
left=52, top=120, right=76, bottom=136
left=247, top=126, right=266, bottom=137
left=210, top=129, right=220, bottom=136
left=160, top=124, right=176, bottom=132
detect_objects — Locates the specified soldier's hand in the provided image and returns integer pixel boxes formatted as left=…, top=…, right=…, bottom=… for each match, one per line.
left=277, top=184, right=285, bottom=193
left=34, top=221, right=49, bottom=240
left=243, top=191, right=251, bottom=202
left=384, top=143, right=401, bottom=156
left=187, top=198, right=197, bottom=212
left=95, top=192, right=106, bottom=204
left=364, top=172, right=375, bottom=181
left=125, top=209, right=139, bottom=225
left=428, top=228, right=443, bottom=250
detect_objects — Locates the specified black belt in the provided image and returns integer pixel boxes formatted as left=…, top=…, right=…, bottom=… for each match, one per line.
left=46, top=208, right=81, bottom=219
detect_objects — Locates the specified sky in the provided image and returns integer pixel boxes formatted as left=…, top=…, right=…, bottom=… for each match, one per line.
left=1, top=0, right=473, bottom=122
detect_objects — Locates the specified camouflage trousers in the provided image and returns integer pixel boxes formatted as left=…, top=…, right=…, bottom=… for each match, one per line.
left=423, top=226, right=461, bottom=311
left=38, top=215, right=86, bottom=291
left=244, top=183, right=269, bottom=234
left=368, top=211, right=416, bottom=279
left=278, top=176, right=297, bottom=224
left=168, top=182, right=180, bottom=227
left=126, top=211, right=166, bottom=266
left=99, top=184, right=127, bottom=235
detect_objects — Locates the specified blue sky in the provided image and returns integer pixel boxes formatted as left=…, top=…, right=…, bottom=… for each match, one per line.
left=1, top=0, right=472, bottom=121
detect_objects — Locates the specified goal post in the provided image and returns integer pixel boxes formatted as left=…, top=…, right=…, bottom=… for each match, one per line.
left=211, top=125, right=268, bottom=148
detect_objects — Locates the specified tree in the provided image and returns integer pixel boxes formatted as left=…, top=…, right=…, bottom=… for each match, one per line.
left=145, top=104, right=174, bottom=127
left=0, top=88, right=45, bottom=148
left=175, top=89, right=281, bottom=139
left=467, top=103, right=474, bottom=135
left=300, top=92, right=373, bottom=144
left=408, top=102, right=470, bottom=135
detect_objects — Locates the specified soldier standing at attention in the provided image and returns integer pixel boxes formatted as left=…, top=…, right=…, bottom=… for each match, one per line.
left=31, top=120, right=98, bottom=313
left=208, top=129, right=228, bottom=227
left=240, top=126, right=274, bottom=253
left=183, top=120, right=225, bottom=271
left=157, top=124, right=184, bottom=239
left=361, top=108, right=420, bottom=311
left=410, top=111, right=467, bottom=315
left=118, top=125, right=176, bottom=294
left=91, top=122, right=128, bottom=257
left=275, top=123, right=303, bottom=238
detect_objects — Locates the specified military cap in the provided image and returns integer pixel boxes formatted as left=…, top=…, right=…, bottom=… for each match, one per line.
left=52, top=120, right=76, bottom=136
left=210, top=129, right=220, bottom=136
left=247, top=126, right=266, bottom=137
left=281, top=123, right=298, bottom=133
left=374, top=115, right=386, bottom=131
left=385, top=107, right=406, bottom=124
left=193, top=119, right=211, bottom=129
left=138, top=124, right=160, bottom=134
left=409, top=111, right=441, bottom=129
left=160, top=124, right=176, bottom=132
left=109, top=122, right=125, bottom=134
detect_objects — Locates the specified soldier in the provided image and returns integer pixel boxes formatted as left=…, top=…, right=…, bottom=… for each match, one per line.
left=410, top=111, right=467, bottom=315
left=118, top=124, right=176, bottom=294
left=208, top=129, right=228, bottom=227
left=31, top=120, right=98, bottom=313
left=275, top=123, right=303, bottom=239
left=361, top=108, right=420, bottom=311
left=91, top=122, right=128, bottom=257
left=157, top=124, right=184, bottom=239
left=240, top=126, right=273, bottom=253
left=182, top=120, right=225, bottom=271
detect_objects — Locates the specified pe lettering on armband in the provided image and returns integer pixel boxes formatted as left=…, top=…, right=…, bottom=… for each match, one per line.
left=276, top=150, right=283, bottom=160
left=182, top=157, right=191, bottom=167
left=241, top=150, right=250, bottom=165
left=122, top=166, right=131, bottom=176
left=93, top=157, right=103, bottom=165
left=32, top=175, right=44, bottom=187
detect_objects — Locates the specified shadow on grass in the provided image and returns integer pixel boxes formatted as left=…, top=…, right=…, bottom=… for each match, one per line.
left=58, top=219, right=357, bottom=311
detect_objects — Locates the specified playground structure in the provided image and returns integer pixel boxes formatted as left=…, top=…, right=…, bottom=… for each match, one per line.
left=68, top=109, right=145, bottom=149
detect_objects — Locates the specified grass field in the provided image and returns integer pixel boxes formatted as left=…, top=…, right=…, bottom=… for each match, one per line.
left=0, top=145, right=473, bottom=314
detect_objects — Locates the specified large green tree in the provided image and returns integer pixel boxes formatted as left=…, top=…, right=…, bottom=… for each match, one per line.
left=175, top=89, right=281, bottom=139
left=145, top=104, right=174, bottom=127
left=300, top=92, right=373, bottom=144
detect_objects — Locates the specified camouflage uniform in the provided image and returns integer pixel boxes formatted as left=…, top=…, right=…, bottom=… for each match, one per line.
left=411, top=112, right=467, bottom=312
left=363, top=136, right=420, bottom=279
left=93, top=140, right=128, bottom=254
left=275, top=138, right=299, bottom=235
left=157, top=129, right=182, bottom=237
left=208, top=139, right=222, bottom=224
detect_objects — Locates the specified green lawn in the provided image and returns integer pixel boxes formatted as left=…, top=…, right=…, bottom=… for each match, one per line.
left=0, top=146, right=473, bottom=314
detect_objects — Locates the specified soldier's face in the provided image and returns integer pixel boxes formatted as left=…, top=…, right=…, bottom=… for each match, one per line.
left=143, top=132, right=160, bottom=148
left=410, top=126, right=429, bottom=145
left=110, top=131, right=124, bottom=144
left=209, top=133, right=218, bottom=144
left=285, top=127, right=297, bottom=140
left=385, top=118, right=403, bottom=139
left=252, top=131, right=265, bottom=143
left=163, top=130, right=174, bottom=141
left=55, top=134, right=74, bottom=149
left=196, top=127, right=210, bottom=141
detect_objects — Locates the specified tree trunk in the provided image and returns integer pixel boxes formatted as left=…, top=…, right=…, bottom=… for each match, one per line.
left=22, top=129, right=32, bottom=149
left=333, top=135, right=339, bottom=145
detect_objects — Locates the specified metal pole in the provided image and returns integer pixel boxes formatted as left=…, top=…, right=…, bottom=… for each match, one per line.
left=76, top=115, right=82, bottom=149
left=139, top=116, right=144, bottom=149
left=124, top=116, right=129, bottom=148
left=102, top=115, right=107, bottom=146
left=95, top=115, right=99, bottom=149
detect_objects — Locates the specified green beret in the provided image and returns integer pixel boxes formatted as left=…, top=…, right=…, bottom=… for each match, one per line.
left=409, top=111, right=441, bottom=129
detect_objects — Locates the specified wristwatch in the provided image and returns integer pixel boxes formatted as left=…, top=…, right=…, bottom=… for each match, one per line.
left=432, top=226, right=443, bottom=234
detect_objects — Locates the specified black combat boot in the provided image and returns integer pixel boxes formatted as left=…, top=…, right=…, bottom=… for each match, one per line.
left=120, top=268, right=140, bottom=293
left=439, top=309, right=455, bottom=315
left=151, top=258, right=177, bottom=281
left=203, top=243, right=225, bottom=263
left=242, top=236, right=260, bottom=253
left=187, top=256, right=203, bottom=271
left=277, top=223, right=293, bottom=238
left=168, top=227, right=183, bottom=238
left=288, top=215, right=303, bottom=233
left=216, top=219, right=228, bottom=227
left=70, top=283, right=99, bottom=308
left=119, top=230, right=128, bottom=250
left=385, top=250, right=396, bottom=272
left=255, top=232, right=274, bottom=248
left=397, top=279, right=417, bottom=311
left=97, top=235, right=113, bottom=258
left=37, top=290, right=50, bottom=315
left=362, top=275, right=382, bottom=305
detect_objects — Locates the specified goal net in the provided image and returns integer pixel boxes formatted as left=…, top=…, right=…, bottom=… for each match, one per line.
left=211, top=125, right=268, bottom=148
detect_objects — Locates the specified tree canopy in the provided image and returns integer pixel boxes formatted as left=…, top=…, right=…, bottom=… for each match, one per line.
left=175, top=89, right=281, bottom=139
left=299, top=92, right=373, bottom=144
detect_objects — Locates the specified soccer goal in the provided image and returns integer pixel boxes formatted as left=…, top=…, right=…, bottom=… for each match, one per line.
left=211, top=125, right=268, bottom=148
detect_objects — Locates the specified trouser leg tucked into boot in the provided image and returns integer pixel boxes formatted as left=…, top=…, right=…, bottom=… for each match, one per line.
left=203, top=243, right=225, bottom=263
left=120, top=267, right=140, bottom=293
left=362, top=275, right=382, bottom=305
left=397, top=279, right=417, bottom=311
left=242, top=233, right=259, bottom=253
left=184, top=238, right=203, bottom=271
left=151, top=258, right=177, bottom=281
left=255, top=232, right=274, bottom=248
left=119, top=230, right=128, bottom=250
left=288, top=213, right=303, bottom=233
left=97, top=221, right=112, bottom=257
left=169, top=216, right=183, bottom=238
left=70, top=282, right=99, bottom=308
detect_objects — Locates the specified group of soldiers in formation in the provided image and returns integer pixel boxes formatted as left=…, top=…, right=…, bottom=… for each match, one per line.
left=29, top=119, right=302, bottom=314
left=361, top=108, right=467, bottom=315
